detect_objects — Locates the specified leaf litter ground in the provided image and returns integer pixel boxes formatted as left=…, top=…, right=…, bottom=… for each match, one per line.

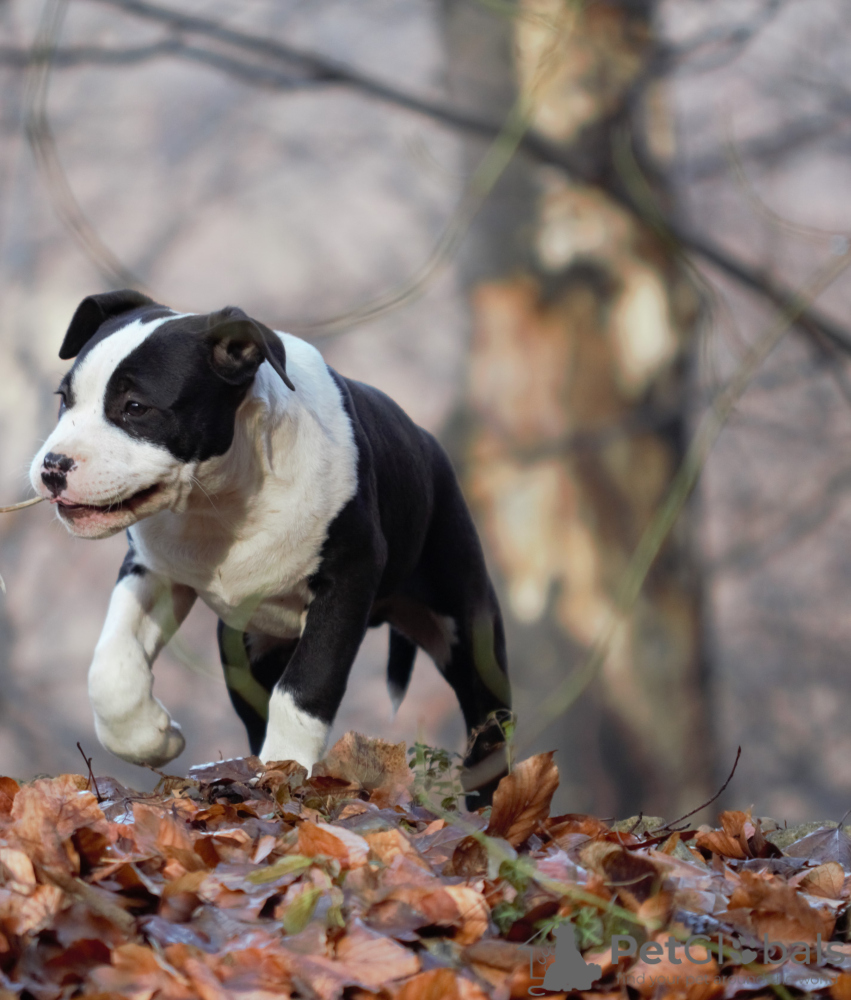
left=0, top=733, right=849, bottom=999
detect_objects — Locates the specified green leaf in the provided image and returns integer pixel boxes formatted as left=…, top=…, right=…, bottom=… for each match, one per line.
left=247, top=854, right=312, bottom=884
left=282, top=885, right=322, bottom=934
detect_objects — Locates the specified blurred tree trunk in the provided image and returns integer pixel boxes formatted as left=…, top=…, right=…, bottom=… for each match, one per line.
left=442, top=0, right=711, bottom=818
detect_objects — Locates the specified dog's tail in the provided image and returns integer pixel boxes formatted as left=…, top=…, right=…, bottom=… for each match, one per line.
left=387, top=627, right=416, bottom=714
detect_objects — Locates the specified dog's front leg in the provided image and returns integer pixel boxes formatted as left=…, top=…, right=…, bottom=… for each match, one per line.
left=259, top=562, right=379, bottom=770
left=88, top=568, right=196, bottom=767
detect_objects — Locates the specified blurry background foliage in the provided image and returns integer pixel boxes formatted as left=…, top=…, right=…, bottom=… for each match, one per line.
left=1, top=0, right=851, bottom=822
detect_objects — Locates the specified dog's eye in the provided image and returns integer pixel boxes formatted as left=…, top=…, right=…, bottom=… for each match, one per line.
left=124, top=400, right=149, bottom=417
left=54, top=389, right=67, bottom=415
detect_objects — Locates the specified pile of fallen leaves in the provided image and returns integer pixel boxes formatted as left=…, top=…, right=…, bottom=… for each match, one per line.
left=1, top=734, right=851, bottom=999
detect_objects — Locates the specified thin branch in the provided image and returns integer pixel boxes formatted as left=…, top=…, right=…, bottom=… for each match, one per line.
left=76, top=741, right=101, bottom=802
left=654, top=0, right=787, bottom=77
left=1, top=41, right=322, bottom=89
left=651, top=747, right=741, bottom=833
left=87, top=0, right=514, bottom=141
left=24, top=0, right=146, bottom=290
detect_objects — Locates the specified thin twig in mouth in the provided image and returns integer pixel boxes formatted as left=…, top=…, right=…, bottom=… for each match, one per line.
left=0, top=497, right=44, bottom=514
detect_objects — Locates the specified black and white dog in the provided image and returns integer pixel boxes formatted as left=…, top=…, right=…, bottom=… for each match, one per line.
left=29, top=291, right=512, bottom=800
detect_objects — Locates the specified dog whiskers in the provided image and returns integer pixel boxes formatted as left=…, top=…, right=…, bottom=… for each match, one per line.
left=189, top=475, right=229, bottom=527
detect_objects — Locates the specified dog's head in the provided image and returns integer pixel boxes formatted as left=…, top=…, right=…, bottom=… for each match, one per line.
left=29, top=290, right=295, bottom=539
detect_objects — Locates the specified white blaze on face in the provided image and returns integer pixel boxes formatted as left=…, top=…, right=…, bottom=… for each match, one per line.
left=29, top=314, right=194, bottom=538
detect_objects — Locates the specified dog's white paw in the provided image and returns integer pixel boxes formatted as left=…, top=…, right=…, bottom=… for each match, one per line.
left=260, top=690, right=328, bottom=768
left=94, top=699, right=185, bottom=767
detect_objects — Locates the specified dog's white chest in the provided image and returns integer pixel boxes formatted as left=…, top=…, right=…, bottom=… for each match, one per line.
left=200, top=540, right=318, bottom=637
left=204, top=578, right=314, bottom=638
left=132, top=513, right=323, bottom=638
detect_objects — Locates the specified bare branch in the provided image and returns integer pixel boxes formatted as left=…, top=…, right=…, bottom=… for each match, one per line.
left=656, top=0, right=788, bottom=77
left=9, top=0, right=851, bottom=351
left=0, top=41, right=322, bottom=89
left=23, top=0, right=145, bottom=290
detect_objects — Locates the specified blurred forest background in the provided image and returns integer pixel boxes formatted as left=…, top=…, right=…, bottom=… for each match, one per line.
left=0, top=0, right=850, bottom=822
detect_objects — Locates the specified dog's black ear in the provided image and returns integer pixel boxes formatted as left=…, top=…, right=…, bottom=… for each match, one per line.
left=60, top=290, right=156, bottom=360
left=206, top=307, right=295, bottom=391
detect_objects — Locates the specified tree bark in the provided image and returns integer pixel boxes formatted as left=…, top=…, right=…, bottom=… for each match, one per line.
left=443, top=0, right=711, bottom=817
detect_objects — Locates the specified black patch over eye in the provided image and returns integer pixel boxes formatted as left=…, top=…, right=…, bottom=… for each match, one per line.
left=124, top=400, right=150, bottom=417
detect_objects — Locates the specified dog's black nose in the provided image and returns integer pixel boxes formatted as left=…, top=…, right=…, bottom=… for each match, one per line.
left=41, top=452, right=75, bottom=496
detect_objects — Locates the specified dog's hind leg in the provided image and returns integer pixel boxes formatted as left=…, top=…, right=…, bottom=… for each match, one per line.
left=416, top=444, right=513, bottom=808
left=217, top=622, right=298, bottom=756
left=443, top=599, right=514, bottom=809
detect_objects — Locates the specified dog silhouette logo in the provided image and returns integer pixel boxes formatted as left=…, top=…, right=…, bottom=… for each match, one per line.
left=539, top=922, right=603, bottom=991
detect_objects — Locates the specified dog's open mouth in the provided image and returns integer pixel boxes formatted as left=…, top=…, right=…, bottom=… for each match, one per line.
left=54, top=483, right=162, bottom=515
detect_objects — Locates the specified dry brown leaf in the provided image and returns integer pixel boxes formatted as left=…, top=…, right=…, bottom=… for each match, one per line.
left=381, top=885, right=461, bottom=926
left=335, top=921, right=421, bottom=987
left=89, top=942, right=193, bottom=998
left=486, top=752, right=559, bottom=847
left=718, top=810, right=749, bottom=837
left=314, top=732, right=412, bottom=806
left=187, top=756, right=265, bottom=785
left=298, top=820, right=369, bottom=868
left=621, top=935, right=718, bottom=996
left=288, top=922, right=419, bottom=1000
left=0, top=778, right=19, bottom=819
left=443, top=885, right=490, bottom=945
left=461, top=940, right=530, bottom=994
left=4, top=747, right=851, bottom=1000
left=787, top=826, right=851, bottom=867
left=207, top=945, right=294, bottom=996
left=799, top=861, right=846, bottom=899
left=694, top=829, right=748, bottom=860
left=546, top=813, right=610, bottom=842
left=451, top=835, right=488, bottom=877
left=182, top=956, right=231, bottom=1000
left=579, top=841, right=660, bottom=906
left=691, top=810, right=756, bottom=861
left=0, top=847, right=36, bottom=889
left=132, top=801, right=196, bottom=854
left=4, top=883, right=65, bottom=935
left=365, top=828, right=431, bottom=869
left=11, top=775, right=111, bottom=870
left=394, top=968, right=462, bottom=1000
left=636, top=888, right=674, bottom=930
left=258, top=760, right=310, bottom=804
left=832, top=972, right=851, bottom=1000
left=725, top=871, right=834, bottom=943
